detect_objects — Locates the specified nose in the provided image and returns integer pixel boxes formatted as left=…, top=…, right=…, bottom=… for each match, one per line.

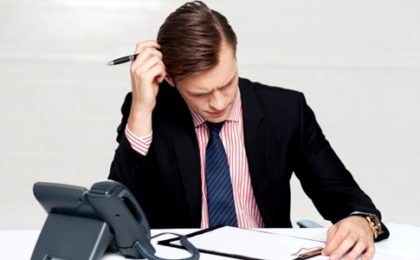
left=209, top=90, right=225, bottom=111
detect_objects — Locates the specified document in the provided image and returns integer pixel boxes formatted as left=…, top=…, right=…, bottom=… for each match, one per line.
left=159, top=226, right=325, bottom=259
left=159, top=224, right=420, bottom=259
left=375, top=223, right=420, bottom=260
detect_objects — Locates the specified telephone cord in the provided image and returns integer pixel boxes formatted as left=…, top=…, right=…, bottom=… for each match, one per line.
left=134, top=232, right=200, bottom=260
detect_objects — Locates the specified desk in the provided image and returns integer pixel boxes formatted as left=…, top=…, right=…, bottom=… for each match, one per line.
left=0, top=224, right=419, bottom=259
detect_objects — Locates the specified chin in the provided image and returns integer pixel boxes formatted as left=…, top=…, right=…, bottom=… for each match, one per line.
left=206, top=118, right=225, bottom=123
left=202, top=107, right=230, bottom=123
left=208, top=113, right=229, bottom=123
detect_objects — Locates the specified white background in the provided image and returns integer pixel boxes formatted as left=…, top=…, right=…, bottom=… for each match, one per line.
left=0, top=0, right=419, bottom=229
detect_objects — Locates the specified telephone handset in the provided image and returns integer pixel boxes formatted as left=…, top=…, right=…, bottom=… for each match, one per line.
left=31, top=180, right=199, bottom=260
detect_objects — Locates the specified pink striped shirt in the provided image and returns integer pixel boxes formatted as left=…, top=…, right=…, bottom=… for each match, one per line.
left=125, top=90, right=264, bottom=228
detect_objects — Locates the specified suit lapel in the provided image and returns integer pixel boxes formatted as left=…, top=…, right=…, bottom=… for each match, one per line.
left=168, top=89, right=202, bottom=226
left=239, top=78, right=271, bottom=203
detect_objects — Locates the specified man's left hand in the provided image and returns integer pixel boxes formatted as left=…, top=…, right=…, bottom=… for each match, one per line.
left=322, top=216, right=375, bottom=260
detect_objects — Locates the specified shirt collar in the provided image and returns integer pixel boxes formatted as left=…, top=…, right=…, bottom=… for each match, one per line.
left=189, top=88, right=242, bottom=128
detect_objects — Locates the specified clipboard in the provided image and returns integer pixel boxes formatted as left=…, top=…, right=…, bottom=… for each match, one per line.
left=159, top=226, right=258, bottom=259
left=158, top=226, right=324, bottom=260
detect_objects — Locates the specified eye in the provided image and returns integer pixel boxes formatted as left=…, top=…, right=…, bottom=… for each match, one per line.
left=221, top=84, right=230, bottom=91
left=192, top=93, right=207, bottom=98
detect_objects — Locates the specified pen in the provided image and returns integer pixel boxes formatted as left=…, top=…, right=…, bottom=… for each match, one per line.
left=107, top=53, right=139, bottom=65
left=108, top=48, right=161, bottom=66
left=292, top=246, right=323, bottom=260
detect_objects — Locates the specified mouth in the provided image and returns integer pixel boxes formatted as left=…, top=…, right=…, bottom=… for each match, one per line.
left=207, top=109, right=226, bottom=118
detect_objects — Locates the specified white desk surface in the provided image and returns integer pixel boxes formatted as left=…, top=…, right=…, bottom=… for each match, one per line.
left=0, top=223, right=419, bottom=259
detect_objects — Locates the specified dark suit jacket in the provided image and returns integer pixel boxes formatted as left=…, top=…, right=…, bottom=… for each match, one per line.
left=109, top=77, right=383, bottom=229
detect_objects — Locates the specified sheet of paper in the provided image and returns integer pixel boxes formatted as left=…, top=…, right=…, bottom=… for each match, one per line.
left=279, top=223, right=420, bottom=260
left=170, top=226, right=326, bottom=260
left=268, top=228, right=327, bottom=243
left=267, top=223, right=420, bottom=259
left=375, top=223, right=420, bottom=259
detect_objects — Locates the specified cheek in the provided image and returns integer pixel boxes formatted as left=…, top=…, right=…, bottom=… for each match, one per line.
left=186, top=97, right=207, bottom=111
left=227, top=86, right=238, bottom=101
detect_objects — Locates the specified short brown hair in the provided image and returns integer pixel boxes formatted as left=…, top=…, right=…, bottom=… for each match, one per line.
left=157, top=1, right=237, bottom=81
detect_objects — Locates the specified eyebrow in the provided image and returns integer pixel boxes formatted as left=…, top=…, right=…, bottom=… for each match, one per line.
left=219, top=74, right=237, bottom=89
left=189, top=73, right=237, bottom=96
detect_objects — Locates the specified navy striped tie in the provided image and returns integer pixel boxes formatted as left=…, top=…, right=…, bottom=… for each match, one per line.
left=205, top=122, right=238, bottom=227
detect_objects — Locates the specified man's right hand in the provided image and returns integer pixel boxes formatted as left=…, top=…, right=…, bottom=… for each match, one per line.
left=127, top=41, right=166, bottom=137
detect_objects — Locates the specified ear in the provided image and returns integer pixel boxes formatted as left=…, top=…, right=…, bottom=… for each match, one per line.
left=165, top=75, right=175, bottom=87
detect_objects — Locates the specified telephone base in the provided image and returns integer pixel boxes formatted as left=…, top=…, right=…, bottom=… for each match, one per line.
left=31, top=213, right=113, bottom=260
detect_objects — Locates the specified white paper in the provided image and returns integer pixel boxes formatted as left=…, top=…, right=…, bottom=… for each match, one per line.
left=375, top=223, right=420, bottom=259
left=167, top=224, right=420, bottom=260
left=169, top=226, right=326, bottom=259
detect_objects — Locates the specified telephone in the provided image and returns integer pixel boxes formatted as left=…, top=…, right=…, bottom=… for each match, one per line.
left=31, top=180, right=199, bottom=260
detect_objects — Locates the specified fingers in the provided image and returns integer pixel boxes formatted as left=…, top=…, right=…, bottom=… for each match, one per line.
left=132, top=47, right=162, bottom=67
left=323, top=224, right=347, bottom=256
left=361, top=244, right=375, bottom=260
left=131, top=54, right=166, bottom=84
left=326, top=224, right=337, bottom=245
left=130, top=42, right=165, bottom=84
left=333, top=233, right=360, bottom=260
left=134, top=40, right=160, bottom=54
left=129, top=41, right=165, bottom=113
left=344, top=240, right=374, bottom=260
left=132, top=41, right=162, bottom=70
left=322, top=217, right=375, bottom=260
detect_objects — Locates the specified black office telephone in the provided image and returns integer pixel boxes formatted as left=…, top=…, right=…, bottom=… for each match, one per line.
left=31, top=180, right=199, bottom=260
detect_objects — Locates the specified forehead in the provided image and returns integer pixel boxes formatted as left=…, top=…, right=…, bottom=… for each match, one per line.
left=179, top=44, right=237, bottom=92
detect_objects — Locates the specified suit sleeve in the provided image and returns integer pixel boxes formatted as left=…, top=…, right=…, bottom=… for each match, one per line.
left=293, top=93, right=384, bottom=224
left=108, top=92, right=146, bottom=188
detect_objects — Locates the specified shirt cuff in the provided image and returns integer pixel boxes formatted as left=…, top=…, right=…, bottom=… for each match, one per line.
left=124, top=126, right=153, bottom=156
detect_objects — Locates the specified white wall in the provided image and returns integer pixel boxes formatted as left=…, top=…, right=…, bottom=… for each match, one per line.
left=0, top=0, right=419, bottom=229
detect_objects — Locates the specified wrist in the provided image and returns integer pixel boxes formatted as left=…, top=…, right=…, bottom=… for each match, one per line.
left=350, top=211, right=382, bottom=239
left=127, top=109, right=153, bottom=137
left=130, top=101, right=155, bottom=115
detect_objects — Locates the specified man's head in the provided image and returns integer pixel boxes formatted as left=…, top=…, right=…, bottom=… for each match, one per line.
left=157, top=1, right=238, bottom=123
left=157, top=1, right=237, bottom=81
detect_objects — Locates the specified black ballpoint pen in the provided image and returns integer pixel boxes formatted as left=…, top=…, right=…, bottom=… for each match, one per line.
left=107, top=53, right=139, bottom=65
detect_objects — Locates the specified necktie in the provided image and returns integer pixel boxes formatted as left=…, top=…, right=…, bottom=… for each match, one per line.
left=205, top=122, right=238, bottom=227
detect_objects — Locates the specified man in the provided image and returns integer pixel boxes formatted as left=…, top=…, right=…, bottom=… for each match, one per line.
left=109, top=1, right=389, bottom=259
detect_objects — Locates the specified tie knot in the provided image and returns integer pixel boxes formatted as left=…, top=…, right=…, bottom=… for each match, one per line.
left=207, top=121, right=225, bottom=136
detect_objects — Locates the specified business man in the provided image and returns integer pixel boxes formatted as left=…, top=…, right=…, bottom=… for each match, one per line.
left=109, top=1, right=389, bottom=259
